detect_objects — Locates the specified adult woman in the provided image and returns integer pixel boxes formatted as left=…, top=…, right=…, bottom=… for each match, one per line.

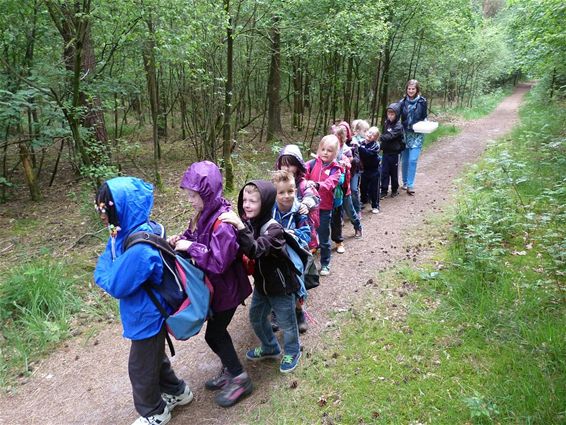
left=399, top=79, right=428, bottom=195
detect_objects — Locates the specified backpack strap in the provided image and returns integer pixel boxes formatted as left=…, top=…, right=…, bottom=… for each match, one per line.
left=124, top=231, right=176, bottom=257
left=142, top=286, right=176, bottom=356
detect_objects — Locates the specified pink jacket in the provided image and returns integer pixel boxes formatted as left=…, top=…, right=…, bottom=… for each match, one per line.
left=305, top=157, right=342, bottom=211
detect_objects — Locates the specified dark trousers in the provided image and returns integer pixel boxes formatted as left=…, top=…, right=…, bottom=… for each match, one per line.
left=204, top=307, right=243, bottom=376
left=331, top=205, right=344, bottom=243
left=361, top=169, right=380, bottom=209
left=129, top=325, right=185, bottom=417
left=381, top=153, right=399, bottom=194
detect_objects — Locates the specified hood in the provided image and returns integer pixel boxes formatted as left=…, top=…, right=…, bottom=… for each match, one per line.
left=386, top=102, right=401, bottom=123
left=275, top=144, right=307, bottom=175
left=180, top=160, right=231, bottom=231
left=237, top=180, right=276, bottom=231
left=106, top=177, right=153, bottom=236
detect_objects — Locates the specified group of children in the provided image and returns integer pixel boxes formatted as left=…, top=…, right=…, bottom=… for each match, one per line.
left=93, top=104, right=409, bottom=425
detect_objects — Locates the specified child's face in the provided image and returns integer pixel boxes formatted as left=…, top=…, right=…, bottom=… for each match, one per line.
left=318, top=141, right=337, bottom=163
left=366, top=129, right=378, bottom=141
left=275, top=180, right=296, bottom=212
left=186, top=189, right=204, bottom=214
left=280, top=163, right=298, bottom=176
left=242, top=189, right=261, bottom=219
left=387, top=110, right=396, bottom=122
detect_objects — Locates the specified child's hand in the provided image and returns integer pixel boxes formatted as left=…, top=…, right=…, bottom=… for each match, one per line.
left=174, top=239, right=193, bottom=252
left=218, top=211, right=246, bottom=230
left=299, top=203, right=309, bottom=215
left=167, top=234, right=181, bottom=247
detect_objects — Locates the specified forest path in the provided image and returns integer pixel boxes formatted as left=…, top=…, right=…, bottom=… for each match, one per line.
left=0, top=84, right=530, bottom=425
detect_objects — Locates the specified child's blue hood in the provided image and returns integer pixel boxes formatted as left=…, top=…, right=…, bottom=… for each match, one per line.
left=106, top=177, right=154, bottom=249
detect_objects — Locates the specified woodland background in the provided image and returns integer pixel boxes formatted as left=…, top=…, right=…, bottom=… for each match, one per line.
left=1, top=0, right=563, bottom=201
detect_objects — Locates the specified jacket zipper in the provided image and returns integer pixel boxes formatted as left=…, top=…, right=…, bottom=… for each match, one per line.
left=258, top=258, right=267, bottom=294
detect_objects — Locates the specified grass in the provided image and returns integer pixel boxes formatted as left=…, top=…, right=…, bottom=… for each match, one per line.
left=0, top=258, right=117, bottom=387
left=246, top=84, right=566, bottom=423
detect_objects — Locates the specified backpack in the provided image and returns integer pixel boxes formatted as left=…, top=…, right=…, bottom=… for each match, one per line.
left=260, top=219, right=319, bottom=296
left=124, top=221, right=218, bottom=351
left=307, top=159, right=344, bottom=208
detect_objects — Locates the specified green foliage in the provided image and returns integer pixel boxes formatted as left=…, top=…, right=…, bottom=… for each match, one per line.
left=0, top=260, right=83, bottom=380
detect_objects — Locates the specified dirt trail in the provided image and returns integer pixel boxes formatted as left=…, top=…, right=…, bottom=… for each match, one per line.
left=0, top=84, right=530, bottom=425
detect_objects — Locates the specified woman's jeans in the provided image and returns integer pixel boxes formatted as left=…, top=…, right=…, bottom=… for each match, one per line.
left=249, top=290, right=300, bottom=357
left=401, top=146, right=422, bottom=189
left=318, top=209, right=332, bottom=267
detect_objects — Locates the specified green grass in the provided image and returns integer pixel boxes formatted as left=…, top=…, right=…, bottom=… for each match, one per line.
left=0, top=258, right=117, bottom=387
left=247, top=84, right=566, bottom=423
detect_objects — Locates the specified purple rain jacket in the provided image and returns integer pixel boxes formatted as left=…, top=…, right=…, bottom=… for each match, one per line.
left=179, top=161, right=252, bottom=312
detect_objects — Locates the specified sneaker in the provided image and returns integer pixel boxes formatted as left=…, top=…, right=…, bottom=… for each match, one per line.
left=131, top=406, right=171, bottom=425
left=280, top=352, right=302, bottom=373
left=380, top=192, right=388, bottom=199
left=246, top=346, right=281, bottom=361
left=215, top=371, right=253, bottom=408
left=401, top=185, right=408, bottom=191
left=391, top=191, right=399, bottom=198
left=161, top=385, right=193, bottom=411
left=407, top=188, right=415, bottom=196
left=270, top=311, right=279, bottom=332
left=296, top=309, right=308, bottom=334
left=354, top=228, right=363, bottom=238
left=319, top=266, right=330, bottom=276
left=205, top=367, right=233, bottom=391
left=336, top=242, right=345, bottom=254
left=371, top=208, right=380, bottom=214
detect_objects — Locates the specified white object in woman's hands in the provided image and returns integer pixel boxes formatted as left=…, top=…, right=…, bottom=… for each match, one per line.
left=413, top=120, right=438, bottom=134
left=174, top=239, right=192, bottom=252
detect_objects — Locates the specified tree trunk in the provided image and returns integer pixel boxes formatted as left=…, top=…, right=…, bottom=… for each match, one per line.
left=19, top=141, right=41, bottom=201
left=266, top=15, right=282, bottom=142
left=343, top=56, right=354, bottom=124
left=222, top=0, right=235, bottom=192
left=142, top=16, right=162, bottom=187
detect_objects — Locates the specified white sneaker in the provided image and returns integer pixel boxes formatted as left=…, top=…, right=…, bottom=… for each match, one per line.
left=371, top=208, right=380, bottom=214
left=319, top=266, right=330, bottom=276
left=336, top=242, right=345, bottom=254
left=131, top=406, right=171, bottom=425
left=162, top=385, right=194, bottom=411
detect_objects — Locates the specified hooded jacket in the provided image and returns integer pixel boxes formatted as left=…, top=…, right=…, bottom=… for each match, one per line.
left=236, top=180, right=300, bottom=296
left=94, top=177, right=166, bottom=340
left=305, top=157, right=342, bottom=211
left=179, top=161, right=252, bottom=312
left=276, top=144, right=320, bottom=249
left=380, top=102, right=405, bottom=154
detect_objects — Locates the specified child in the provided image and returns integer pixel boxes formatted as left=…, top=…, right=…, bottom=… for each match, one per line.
left=359, top=126, right=382, bottom=214
left=350, top=119, right=370, bottom=215
left=271, top=169, right=311, bottom=333
left=220, top=181, right=302, bottom=373
left=94, top=177, right=192, bottom=425
left=330, top=122, right=363, bottom=252
left=169, top=161, right=253, bottom=408
left=305, top=135, right=342, bottom=276
left=379, top=103, right=405, bottom=198
left=275, top=144, right=320, bottom=251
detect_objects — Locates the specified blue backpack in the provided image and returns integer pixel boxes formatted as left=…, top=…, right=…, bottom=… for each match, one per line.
left=124, top=222, right=214, bottom=352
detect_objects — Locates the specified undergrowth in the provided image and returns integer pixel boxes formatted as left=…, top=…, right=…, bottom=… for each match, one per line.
left=248, top=85, right=565, bottom=423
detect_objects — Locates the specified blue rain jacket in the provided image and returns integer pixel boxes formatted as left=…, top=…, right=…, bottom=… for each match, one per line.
left=94, top=177, right=167, bottom=340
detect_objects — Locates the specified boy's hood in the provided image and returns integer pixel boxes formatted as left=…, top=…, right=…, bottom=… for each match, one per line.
left=275, top=144, right=307, bottom=174
left=106, top=177, right=153, bottom=236
left=386, top=102, right=402, bottom=123
left=237, top=180, right=276, bottom=229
